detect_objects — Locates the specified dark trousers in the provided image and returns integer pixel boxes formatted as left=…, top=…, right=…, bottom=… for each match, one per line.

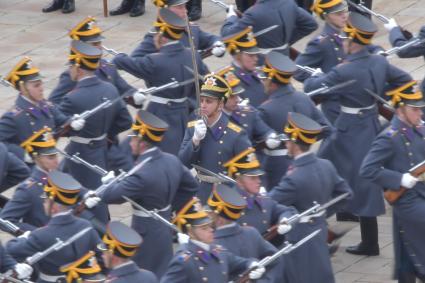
left=359, top=216, right=378, bottom=247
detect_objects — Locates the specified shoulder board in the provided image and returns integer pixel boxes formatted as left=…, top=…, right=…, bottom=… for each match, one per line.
left=227, top=122, right=242, bottom=133
left=212, top=244, right=226, bottom=252
left=386, top=127, right=398, bottom=137
left=177, top=250, right=193, bottom=262
left=312, top=34, right=328, bottom=44
left=187, top=120, right=197, bottom=128
left=6, top=107, right=22, bottom=116
left=22, top=178, right=36, bottom=189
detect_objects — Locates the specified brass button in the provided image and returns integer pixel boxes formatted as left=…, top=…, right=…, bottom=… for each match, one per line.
left=223, top=131, right=227, bottom=134
left=202, top=277, right=208, bottom=281
left=199, top=266, right=204, bottom=270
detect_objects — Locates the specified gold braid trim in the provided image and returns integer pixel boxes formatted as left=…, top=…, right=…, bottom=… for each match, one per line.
left=207, top=189, right=245, bottom=220
left=20, top=127, right=56, bottom=154
left=311, top=0, right=342, bottom=15
left=223, top=147, right=259, bottom=177
left=343, top=24, right=374, bottom=45
left=60, top=251, right=101, bottom=283
left=102, top=234, right=138, bottom=257
left=131, top=116, right=165, bottom=142
left=153, top=21, right=183, bottom=40
left=284, top=123, right=321, bottom=144
left=43, top=182, right=80, bottom=205
left=386, top=81, right=423, bottom=106
left=263, top=66, right=292, bottom=84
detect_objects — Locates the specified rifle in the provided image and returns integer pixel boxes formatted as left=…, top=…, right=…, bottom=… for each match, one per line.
left=102, top=45, right=119, bottom=56
left=263, top=192, right=350, bottom=241
left=236, top=229, right=321, bottom=283
left=72, top=157, right=152, bottom=216
left=364, top=88, right=395, bottom=121
left=209, top=0, right=243, bottom=17
left=0, top=76, right=13, bottom=88
left=384, top=160, right=425, bottom=204
left=0, top=273, right=32, bottom=283
left=0, top=218, right=24, bottom=237
left=296, top=64, right=321, bottom=75
left=380, top=37, right=425, bottom=57
left=191, top=164, right=236, bottom=184
left=306, top=80, right=357, bottom=105
left=122, top=196, right=179, bottom=232
left=25, top=227, right=92, bottom=265
left=346, top=0, right=413, bottom=39
left=56, top=149, right=107, bottom=176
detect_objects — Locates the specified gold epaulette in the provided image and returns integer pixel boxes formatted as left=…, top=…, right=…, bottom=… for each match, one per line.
left=227, top=122, right=242, bottom=133
left=187, top=120, right=197, bottom=128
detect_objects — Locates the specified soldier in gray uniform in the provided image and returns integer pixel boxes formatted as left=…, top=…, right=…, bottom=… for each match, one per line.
left=6, top=170, right=102, bottom=283
left=0, top=57, right=80, bottom=162
left=269, top=112, right=352, bottom=283
left=304, top=12, right=412, bottom=256
left=221, top=0, right=318, bottom=56
left=294, top=0, right=349, bottom=124
left=101, top=110, right=199, bottom=278
left=258, top=51, right=332, bottom=190
left=113, top=8, right=208, bottom=155
left=360, top=81, right=425, bottom=283
left=178, top=74, right=252, bottom=203
left=161, top=197, right=266, bottom=282
left=208, top=184, right=282, bottom=282
left=98, top=222, right=158, bottom=283
left=0, top=142, right=29, bottom=196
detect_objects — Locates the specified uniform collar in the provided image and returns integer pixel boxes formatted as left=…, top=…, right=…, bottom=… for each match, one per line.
left=269, top=84, right=295, bottom=99
left=16, top=95, right=50, bottom=117
left=108, top=261, right=139, bottom=278
left=160, top=41, right=184, bottom=53
left=76, top=76, right=99, bottom=87
left=237, top=187, right=263, bottom=209
left=209, top=113, right=229, bottom=141
left=214, top=223, right=241, bottom=238
left=391, top=116, right=424, bottom=141
left=189, top=241, right=221, bottom=263
left=346, top=48, right=370, bottom=62
left=293, top=152, right=316, bottom=167
left=323, top=23, right=340, bottom=36
left=32, top=167, right=49, bottom=184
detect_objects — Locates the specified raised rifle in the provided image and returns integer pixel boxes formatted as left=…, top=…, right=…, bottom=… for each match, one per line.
left=306, top=80, right=357, bottom=104
left=0, top=76, right=13, bottom=88
left=191, top=164, right=237, bottom=184
left=56, top=148, right=107, bottom=176
left=384, top=160, right=425, bottom=204
left=0, top=218, right=24, bottom=237
left=381, top=37, right=425, bottom=57
left=235, top=229, right=321, bottom=283
left=209, top=0, right=243, bottom=17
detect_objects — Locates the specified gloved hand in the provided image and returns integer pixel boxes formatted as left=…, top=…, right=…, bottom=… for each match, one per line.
left=14, top=263, right=33, bottom=279
left=401, top=173, right=418, bottom=188
left=265, top=132, right=281, bottom=149
left=211, top=41, right=226, bottom=57
left=419, top=26, right=425, bottom=39
left=226, top=4, right=237, bottom=18
left=101, top=171, right=116, bottom=184
left=248, top=262, right=266, bottom=280
left=259, top=186, right=267, bottom=196
left=70, top=114, right=86, bottom=131
left=311, top=68, right=323, bottom=77
left=384, top=18, right=398, bottom=31
left=24, top=152, right=33, bottom=164
left=192, top=120, right=207, bottom=145
left=238, top=98, right=250, bottom=107
left=177, top=232, right=190, bottom=244
left=18, top=230, right=31, bottom=239
left=277, top=220, right=292, bottom=235
left=84, top=194, right=101, bottom=209
left=133, top=90, right=147, bottom=105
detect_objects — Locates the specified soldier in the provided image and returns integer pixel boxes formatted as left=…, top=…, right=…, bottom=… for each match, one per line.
left=304, top=12, right=412, bottom=256
left=0, top=142, right=30, bottom=195
left=294, top=0, right=349, bottom=124
left=0, top=57, right=83, bottom=162
left=161, top=197, right=266, bottom=282
left=98, top=222, right=158, bottom=282
left=383, top=19, right=425, bottom=94
left=101, top=110, right=199, bottom=278
left=6, top=170, right=102, bottom=283
left=221, top=27, right=268, bottom=108
left=178, top=74, right=252, bottom=203
left=360, top=81, right=425, bottom=283
left=130, top=0, right=222, bottom=59
left=42, top=0, right=74, bottom=14
left=207, top=184, right=282, bottom=282
left=269, top=112, right=352, bottom=283
left=59, top=251, right=105, bottom=283
left=59, top=40, right=132, bottom=203
left=113, top=8, right=208, bottom=155
left=0, top=241, right=33, bottom=280
left=258, top=51, right=332, bottom=189
left=49, top=17, right=134, bottom=105
left=109, top=0, right=145, bottom=17
left=221, top=0, right=318, bottom=56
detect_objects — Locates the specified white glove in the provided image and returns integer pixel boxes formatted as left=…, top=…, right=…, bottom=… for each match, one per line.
left=384, top=18, right=398, bottom=31
left=133, top=90, right=147, bottom=105
left=24, top=152, right=33, bottom=163
left=311, top=68, right=323, bottom=77
left=238, top=98, right=250, bottom=107
left=265, top=132, right=281, bottom=149
left=259, top=186, right=267, bottom=196
left=248, top=262, right=266, bottom=280
left=211, top=41, right=226, bottom=57
left=177, top=232, right=190, bottom=244
left=18, top=230, right=31, bottom=239
left=101, top=171, right=116, bottom=184
left=401, top=173, right=418, bottom=189
left=226, top=4, right=237, bottom=18
left=192, top=120, right=207, bottom=144
left=70, top=114, right=86, bottom=131
left=277, top=221, right=292, bottom=235
left=84, top=195, right=101, bottom=209
left=14, top=263, right=33, bottom=279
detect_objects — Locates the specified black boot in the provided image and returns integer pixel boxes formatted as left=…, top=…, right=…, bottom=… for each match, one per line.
left=109, top=0, right=134, bottom=16
left=346, top=217, right=379, bottom=256
left=62, top=0, right=75, bottom=13
left=398, top=272, right=417, bottom=283
left=42, top=0, right=63, bottom=12
left=187, top=0, right=202, bottom=21
left=336, top=211, right=359, bottom=222
left=129, top=0, right=145, bottom=17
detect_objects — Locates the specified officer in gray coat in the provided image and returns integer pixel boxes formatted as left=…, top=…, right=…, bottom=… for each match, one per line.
left=98, top=221, right=158, bottom=283
left=130, top=0, right=221, bottom=59
left=304, top=12, right=412, bottom=256
left=0, top=142, right=29, bottom=195
left=360, top=81, right=425, bottom=283
left=269, top=112, right=352, bottom=283
left=101, top=110, right=199, bottom=278
left=258, top=51, right=332, bottom=190
left=161, top=197, right=266, bottom=282
left=221, top=0, right=318, bottom=56
left=178, top=74, right=252, bottom=203
left=113, top=8, right=209, bottom=155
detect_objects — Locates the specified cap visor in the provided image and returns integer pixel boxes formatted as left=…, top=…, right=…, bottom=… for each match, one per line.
left=231, top=85, right=245, bottom=95
left=39, top=147, right=58, bottom=156
left=243, top=169, right=265, bottom=176
left=406, top=100, right=425, bottom=108
left=243, top=46, right=261, bottom=55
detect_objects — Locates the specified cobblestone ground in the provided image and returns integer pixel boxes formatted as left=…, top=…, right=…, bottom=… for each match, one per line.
left=0, top=0, right=424, bottom=282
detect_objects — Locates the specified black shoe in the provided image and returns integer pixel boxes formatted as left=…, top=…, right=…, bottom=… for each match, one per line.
left=109, top=0, right=134, bottom=16
left=336, top=212, right=359, bottom=222
left=129, top=0, right=145, bottom=17
left=346, top=243, right=379, bottom=256
left=62, top=0, right=74, bottom=13
left=42, top=0, right=63, bottom=12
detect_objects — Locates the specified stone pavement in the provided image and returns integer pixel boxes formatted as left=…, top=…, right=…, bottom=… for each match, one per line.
left=0, top=0, right=424, bottom=282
